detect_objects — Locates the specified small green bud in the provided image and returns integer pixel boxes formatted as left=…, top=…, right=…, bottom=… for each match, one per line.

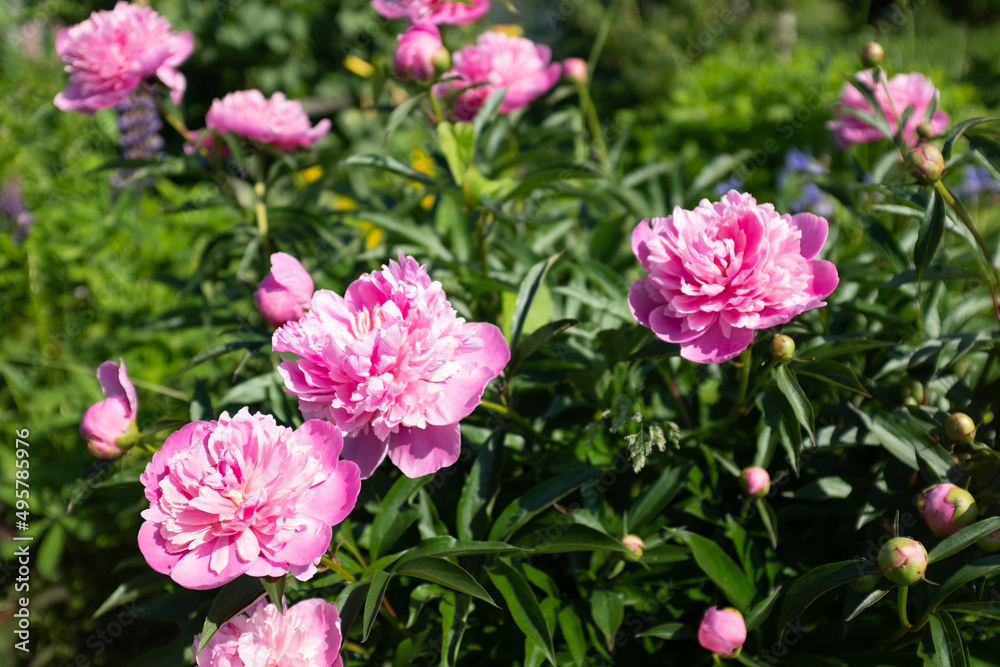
left=905, top=145, right=945, bottom=185
left=878, top=537, right=928, bottom=586
left=848, top=573, right=880, bottom=593
left=946, top=412, right=977, bottom=445
left=978, top=529, right=1000, bottom=553
left=860, top=41, right=884, bottom=68
left=916, top=122, right=936, bottom=140
left=770, top=335, right=795, bottom=360
left=621, top=534, right=644, bottom=561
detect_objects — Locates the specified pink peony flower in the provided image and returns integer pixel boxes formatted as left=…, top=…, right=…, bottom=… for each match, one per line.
left=432, top=31, right=562, bottom=121
left=54, top=1, right=192, bottom=113
left=372, top=0, right=490, bottom=25
left=203, top=90, right=331, bottom=151
left=138, top=408, right=360, bottom=590
left=698, top=607, right=746, bottom=657
left=629, top=191, right=839, bottom=364
left=255, top=252, right=315, bottom=328
left=394, top=23, right=447, bottom=82
left=827, top=71, right=950, bottom=149
left=272, top=252, right=510, bottom=479
left=194, top=597, right=344, bottom=667
left=80, top=359, right=139, bottom=459
left=562, top=57, right=588, bottom=84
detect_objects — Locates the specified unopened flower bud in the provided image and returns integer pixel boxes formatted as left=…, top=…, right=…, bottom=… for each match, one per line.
left=916, top=122, right=936, bottom=140
left=393, top=23, right=445, bottom=82
left=621, top=534, right=644, bottom=561
left=860, top=41, right=884, bottom=68
left=878, top=537, right=927, bottom=586
left=905, top=144, right=944, bottom=185
left=919, top=483, right=978, bottom=536
left=978, top=529, right=1000, bottom=553
left=770, top=335, right=795, bottom=360
left=740, top=467, right=771, bottom=497
left=563, top=57, right=588, bottom=84
left=697, top=607, right=746, bottom=658
left=80, top=359, right=139, bottom=459
left=849, top=573, right=880, bottom=593
left=254, top=253, right=314, bottom=328
left=946, top=412, right=977, bottom=445
left=432, top=47, right=451, bottom=76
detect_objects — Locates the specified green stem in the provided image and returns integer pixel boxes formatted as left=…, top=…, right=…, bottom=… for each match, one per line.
left=320, top=555, right=356, bottom=583
left=147, top=83, right=190, bottom=141
left=428, top=90, right=445, bottom=124
left=881, top=586, right=911, bottom=646
left=935, top=181, right=1000, bottom=321
left=577, top=81, right=611, bottom=176
left=254, top=181, right=269, bottom=237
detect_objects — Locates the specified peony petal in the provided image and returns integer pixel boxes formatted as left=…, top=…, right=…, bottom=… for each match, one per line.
left=628, top=278, right=661, bottom=327
left=137, top=522, right=184, bottom=576
left=681, top=322, right=754, bottom=364
left=170, top=540, right=250, bottom=590
left=290, top=419, right=344, bottom=466
left=648, top=307, right=709, bottom=343
left=388, top=423, right=461, bottom=478
left=810, top=259, right=840, bottom=300
left=341, top=429, right=390, bottom=480
left=631, top=219, right=655, bottom=268
left=789, top=212, right=829, bottom=260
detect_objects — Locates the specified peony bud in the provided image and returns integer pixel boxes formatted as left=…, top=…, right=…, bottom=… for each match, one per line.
left=254, top=252, right=315, bottom=328
left=905, top=144, right=944, bottom=185
left=878, top=537, right=927, bottom=586
left=849, top=573, right=880, bottom=593
left=769, top=334, right=795, bottom=360
left=946, top=412, right=977, bottom=445
left=918, top=483, right=978, bottom=536
left=563, top=57, right=588, bottom=84
left=860, top=41, right=884, bottom=68
left=740, top=467, right=771, bottom=497
left=393, top=23, right=446, bottom=82
left=698, top=607, right=746, bottom=658
left=80, top=359, right=139, bottom=459
left=978, top=529, right=1000, bottom=553
left=621, top=534, right=644, bottom=561
left=916, top=122, right=936, bottom=140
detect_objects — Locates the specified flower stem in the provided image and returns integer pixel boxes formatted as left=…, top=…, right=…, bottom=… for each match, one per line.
left=254, top=181, right=269, bottom=237
left=429, top=90, right=445, bottom=124
left=934, top=180, right=1000, bottom=321
left=881, top=586, right=911, bottom=646
left=577, top=81, right=611, bottom=176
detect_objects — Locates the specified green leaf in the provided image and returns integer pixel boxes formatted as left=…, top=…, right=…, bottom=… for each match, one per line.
left=438, top=121, right=475, bottom=184
left=638, top=623, right=695, bottom=640
left=928, top=518, right=1000, bottom=563
left=382, top=92, right=427, bottom=147
left=36, top=522, right=66, bottom=579
left=746, top=586, right=782, bottom=631
left=761, top=392, right=803, bottom=475
left=395, top=556, right=497, bottom=607
left=369, top=475, right=432, bottom=560
left=757, top=498, right=779, bottom=549
left=92, top=573, right=165, bottom=619
left=938, top=602, right=1000, bottom=622
left=362, top=568, right=393, bottom=641
left=334, top=580, right=371, bottom=638
left=260, top=575, right=286, bottom=610
left=457, top=428, right=505, bottom=541
left=472, top=86, right=507, bottom=151
left=628, top=463, right=692, bottom=530
left=509, top=254, right=561, bottom=352
left=173, top=340, right=265, bottom=379
left=774, top=365, right=814, bottom=440
left=926, top=612, right=965, bottom=667
left=968, top=135, right=1000, bottom=184
left=845, top=586, right=891, bottom=621
left=929, top=555, right=1000, bottom=612
left=673, top=530, right=755, bottom=613
left=941, top=117, right=1000, bottom=159
left=190, top=378, right=213, bottom=422
left=217, top=372, right=279, bottom=406
left=796, top=360, right=871, bottom=396
left=914, top=190, right=945, bottom=280
left=342, top=154, right=440, bottom=186
left=487, top=559, right=557, bottom=665
left=393, top=536, right=527, bottom=569
left=776, top=559, right=878, bottom=633
left=352, top=211, right=454, bottom=261
left=196, top=576, right=266, bottom=654
left=516, top=524, right=633, bottom=556
left=591, top=590, right=624, bottom=652
left=508, top=318, right=578, bottom=373
left=439, top=593, right=474, bottom=667
left=557, top=605, right=587, bottom=666
left=488, top=467, right=599, bottom=542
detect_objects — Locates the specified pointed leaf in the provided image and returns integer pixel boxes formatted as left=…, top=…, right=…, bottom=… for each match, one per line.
left=382, top=92, right=427, bottom=147
left=914, top=190, right=945, bottom=279
left=673, top=530, right=755, bottom=613
left=196, top=576, right=266, bottom=654
left=487, top=559, right=557, bottom=665
left=776, top=559, right=878, bottom=633
left=488, top=467, right=599, bottom=541
left=629, top=463, right=692, bottom=530
left=363, top=568, right=394, bottom=641
left=510, top=254, right=561, bottom=352
left=796, top=360, right=871, bottom=396
left=591, top=590, right=624, bottom=652
left=745, top=586, right=783, bottom=631
left=260, top=575, right=286, bottom=610
left=395, top=556, right=497, bottom=607
left=928, top=517, right=1000, bottom=563
left=929, top=555, right=1000, bottom=612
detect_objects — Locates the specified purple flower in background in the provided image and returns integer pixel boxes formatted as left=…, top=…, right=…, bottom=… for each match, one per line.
left=0, top=179, right=34, bottom=245
left=777, top=148, right=834, bottom=217
left=713, top=175, right=743, bottom=196
left=954, top=165, right=1000, bottom=204
left=110, top=88, right=165, bottom=190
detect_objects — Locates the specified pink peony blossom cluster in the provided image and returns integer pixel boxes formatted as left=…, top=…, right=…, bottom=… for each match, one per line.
left=373, top=0, right=491, bottom=25
left=433, top=31, right=563, bottom=121
left=194, top=598, right=344, bottom=667
left=80, top=359, right=139, bottom=459
left=629, top=191, right=839, bottom=364
left=138, top=408, right=360, bottom=589
left=200, top=90, right=331, bottom=151
left=255, top=252, right=315, bottom=328
left=54, top=1, right=192, bottom=113
left=273, top=252, right=510, bottom=479
left=827, top=70, right=950, bottom=148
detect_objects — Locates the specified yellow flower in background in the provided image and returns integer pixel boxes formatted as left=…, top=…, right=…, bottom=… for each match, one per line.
left=294, top=165, right=324, bottom=188
left=344, top=55, right=375, bottom=78
left=490, top=24, right=524, bottom=38
left=333, top=194, right=357, bottom=211
left=360, top=220, right=383, bottom=249
left=410, top=148, right=437, bottom=210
